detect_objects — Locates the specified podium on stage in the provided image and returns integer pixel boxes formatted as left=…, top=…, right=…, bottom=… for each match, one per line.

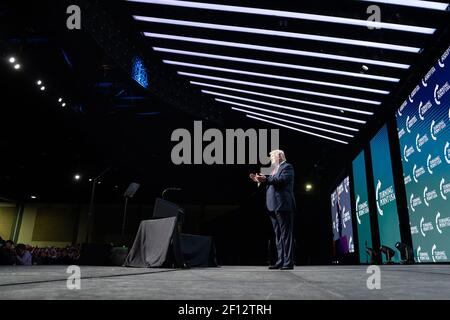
left=124, top=198, right=217, bottom=268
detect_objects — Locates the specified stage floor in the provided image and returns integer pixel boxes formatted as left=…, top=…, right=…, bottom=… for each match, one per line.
left=0, top=265, right=449, bottom=299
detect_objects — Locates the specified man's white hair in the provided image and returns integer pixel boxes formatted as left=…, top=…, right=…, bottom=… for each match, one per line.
left=269, top=149, right=286, bottom=161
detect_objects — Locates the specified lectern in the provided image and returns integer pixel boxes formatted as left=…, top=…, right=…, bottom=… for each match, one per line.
left=123, top=198, right=185, bottom=268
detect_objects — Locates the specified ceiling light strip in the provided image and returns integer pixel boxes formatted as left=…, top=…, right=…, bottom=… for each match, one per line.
left=145, top=33, right=410, bottom=69
left=207, top=91, right=366, bottom=124
left=135, top=16, right=420, bottom=53
left=128, top=0, right=436, bottom=34
left=179, top=71, right=382, bottom=105
left=153, top=47, right=400, bottom=82
left=164, top=60, right=389, bottom=94
left=360, top=0, right=449, bottom=11
left=231, top=107, right=354, bottom=138
left=191, top=81, right=374, bottom=115
left=246, top=114, right=349, bottom=144
left=215, top=98, right=360, bottom=131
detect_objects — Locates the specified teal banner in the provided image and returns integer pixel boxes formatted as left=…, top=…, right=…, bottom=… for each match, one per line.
left=352, top=151, right=372, bottom=263
left=370, top=125, right=402, bottom=263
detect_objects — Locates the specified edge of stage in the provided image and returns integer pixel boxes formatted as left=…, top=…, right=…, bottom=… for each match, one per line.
left=1, top=265, right=450, bottom=300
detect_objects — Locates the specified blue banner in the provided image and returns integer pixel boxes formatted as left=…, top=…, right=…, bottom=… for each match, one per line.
left=396, top=45, right=450, bottom=263
left=330, top=176, right=354, bottom=255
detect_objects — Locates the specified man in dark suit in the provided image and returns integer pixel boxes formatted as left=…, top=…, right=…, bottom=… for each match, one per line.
left=250, top=150, right=296, bottom=270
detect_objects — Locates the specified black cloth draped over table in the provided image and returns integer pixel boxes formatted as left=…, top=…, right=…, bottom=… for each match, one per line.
left=124, top=217, right=177, bottom=267
left=124, top=198, right=217, bottom=268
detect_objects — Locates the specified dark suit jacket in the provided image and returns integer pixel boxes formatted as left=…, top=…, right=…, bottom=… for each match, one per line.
left=265, top=162, right=296, bottom=212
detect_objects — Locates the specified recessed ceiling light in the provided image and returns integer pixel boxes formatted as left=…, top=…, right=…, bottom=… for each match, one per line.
left=164, top=60, right=389, bottom=94
left=129, top=0, right=435, bottom=34
left=14, top=64, right=21, bottom=70
left=58, top=98, right=63, bottom=102
left=8, top=57, right=16, bottom=63
left=192, top=81, right=374, bottom=115
left=179, top=71, right=382, bottom=105
left=153, top=47, right=400, bottom=82
left=30, top=195, right=37, bottom=199
left=62, top=103, right=66, bottom=107
left=362, top=65, right=369, bottom=71
left=215, top=98, right=360, bottom=131
left=135, top=16, right=420, bottom=52
left=145, top=33, right=410, bottom=69
left=40, top=86, right=46, bottom=91
left=37, top=80, right=42, bottom=85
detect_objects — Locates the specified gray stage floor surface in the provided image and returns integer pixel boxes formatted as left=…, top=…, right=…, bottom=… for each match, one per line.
left=0, top=265, right=449, bottom=299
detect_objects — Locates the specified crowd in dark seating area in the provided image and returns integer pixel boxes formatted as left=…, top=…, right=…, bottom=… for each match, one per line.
left=0, top=236, right=80, bottom=266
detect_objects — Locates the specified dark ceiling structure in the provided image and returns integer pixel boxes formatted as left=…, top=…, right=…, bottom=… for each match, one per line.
left=124, top=0, right=450, bottom=144
left=0, top=0, right=449, bottom=205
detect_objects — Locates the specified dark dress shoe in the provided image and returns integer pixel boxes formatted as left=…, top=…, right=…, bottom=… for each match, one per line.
left=268, top=264, right=282, bottom=270
left=281, top=265, right=294, bottom=270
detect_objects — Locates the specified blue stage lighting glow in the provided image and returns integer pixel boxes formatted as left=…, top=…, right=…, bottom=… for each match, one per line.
left=131, top=57, right=149, bottom=88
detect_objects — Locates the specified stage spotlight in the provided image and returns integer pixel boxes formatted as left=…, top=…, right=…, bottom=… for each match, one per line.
left=8, top=57, right=16, bottom=63
left=14, top=63, right=21, bottom=70
left=40, top=86, right=45, bottom=91
left=37, top=80, right=42, bottom=85
left=305, top=183, right=313, bottom=191
left=395, top=242, right=415, bottom=264
left=380, top=245, right=396, bottom=264
left=74, top=174, right=81, bottom=181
